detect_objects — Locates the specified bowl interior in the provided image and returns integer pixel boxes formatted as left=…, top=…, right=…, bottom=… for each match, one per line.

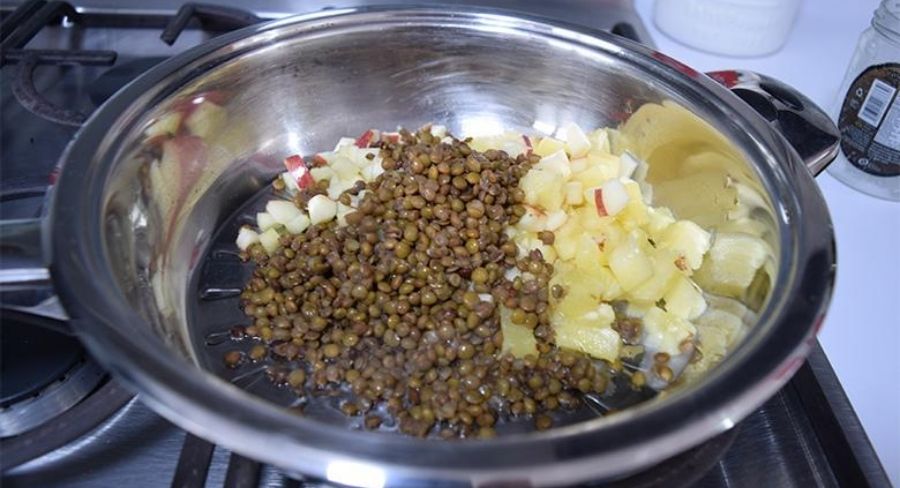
left=96, top=9, right=779, bottom=439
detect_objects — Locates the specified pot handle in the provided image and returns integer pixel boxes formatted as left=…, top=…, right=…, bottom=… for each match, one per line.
left=707, top=70, right=841, bottom=176
left=0, top=217, right=71, bottom=334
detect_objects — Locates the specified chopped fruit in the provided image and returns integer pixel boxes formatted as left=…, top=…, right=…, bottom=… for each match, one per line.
left=593, top=179, right=629, bottom=217
left=335, top=203, right=355, bottom=226
left=266, top=200, right=303, bottom=224
left=694, top=232, right=769, bottom=297
left=569, top=157, right=588, bottom=173
left=608, top=235, right=654, bottom=291
left=258, top=228, right=281, bottom=255
left=564, top=123, right=591, bottom=158
left=533, top=136, right=566, bottom=157
left=589, top=128, right=610, bottom=154
left=309, top=166, right=335, bottom=182
left=664, top=276, right=707, bottom=320
left=536, top=149, right=572, bottom=178
left=554, top=303, right=619, bottom=361
left=641, top=306, right=697, bottom=356
left=308, top=194, right=338, bottom=224
left=619, top=151, right=640, bottom=178
left=281, top=155, right=316, bottom=192
left=545, top=209, right=568, bottom=231
left=517, top=206, right=547, bottom=232
left=311, top=153, right=329, bottom=167
left=658, top=220, right=712, bottom=271
left=257, top=212, right=277, bottom=232
left=565, top=181, right=584, bottom=206
left=236, top=227, right=259, bottom=251
left=500, top=307, right=538, bottom=358
left=627, top=250, right=681, bottom=305
left=355, top=129, right=378, bottom=148
left=520, top=169, right=566, bottom=212
left=284, top=213, right=311, bottom=234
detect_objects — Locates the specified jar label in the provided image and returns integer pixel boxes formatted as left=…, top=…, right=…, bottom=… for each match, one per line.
left=838, top=63, right=900, bottom=177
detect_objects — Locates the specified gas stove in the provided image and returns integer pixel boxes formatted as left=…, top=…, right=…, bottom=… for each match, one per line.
left=0, top=1, right=891, bottom=487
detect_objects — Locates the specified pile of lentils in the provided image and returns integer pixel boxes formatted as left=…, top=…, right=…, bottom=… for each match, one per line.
left=232, top=126, right=614, bottom=438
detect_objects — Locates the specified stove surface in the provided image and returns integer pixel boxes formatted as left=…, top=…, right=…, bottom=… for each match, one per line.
left=0, top=1, right=890, bottom=487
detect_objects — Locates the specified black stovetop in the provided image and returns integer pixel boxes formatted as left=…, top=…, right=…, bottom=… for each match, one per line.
left=0, top=1, right=891, bottom=487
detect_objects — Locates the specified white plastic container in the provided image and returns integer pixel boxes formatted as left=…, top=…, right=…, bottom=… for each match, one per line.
left=654, top=0, right=803, bottom=57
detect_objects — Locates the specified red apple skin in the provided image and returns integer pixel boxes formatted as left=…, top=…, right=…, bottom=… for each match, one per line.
left=283, top=154, right=304, bottom=172
left=355, top=129, right=376, bottom=148
left=312, top=154, right=328, bottom=167
left=594, top=188, right=608, bottom=217
left=522, top=135, right=533, bottom=156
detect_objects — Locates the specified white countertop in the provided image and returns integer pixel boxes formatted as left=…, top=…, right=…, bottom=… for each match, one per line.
left=634, top=0, right=900, bottom=482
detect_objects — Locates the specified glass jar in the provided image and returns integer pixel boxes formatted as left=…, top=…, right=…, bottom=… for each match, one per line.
left=828, top=0, right=900, bottom=201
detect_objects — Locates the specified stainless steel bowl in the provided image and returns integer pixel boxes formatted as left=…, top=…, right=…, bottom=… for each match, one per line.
left=1, top=8, right=836, bottom=486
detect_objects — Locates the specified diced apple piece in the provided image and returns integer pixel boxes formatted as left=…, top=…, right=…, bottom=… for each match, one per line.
left=259, top=228, right=281, bottom=255
left=184, top=101, right=226, bottom=139
left=326, top=177, right=358, bottom=200
left=500, top=307, right=538, bottom=358
left=569, top=157, right=588, bottom=173
left=517, top=206, right=547, bottom=232
left=536, top=149, right=572, bottom=178
left=545, top=209, right=568, bottom=231
left=355, top=129, right=379, bottom=148
left=694, top=232, right=769, bottom=297
left=236, top=227, right=260, bottom=251
left=308, top=195, right=338, bottom=224
left=619, top=151, right=640, bottom=179
left=534, top=136, right=566, bottom=157
left=330, top=156, right=359, bottom=181
left=266, top=200, right=303, bottom=224
left=608, top=235, right=654, bottom=291
left=146, top=111, right=183, bottom=138
left=335, top=203, right=354, bottom=226
left=257, top=212, right=277, bottom=232
left=593, top=179, right=629, bottom=217
left=573, top=234, right=603, bottom=273
left=565, top=181, right=584, bottom=206
left=576, top=160, right=618, bottom=188
left=616, top=180, right=649, bottom=227
left=664, top=276, right=707, bottom=320
left=285, top=213, right=311, bottom=234
left=646, top=207, right=677, bottom=238
left=310, top=166, right=335, bottom=182
left=589, top=128, right=611, bottom=154
left=564, top=123, right=591, bottom=158
left=658, top=220, right=712, bottom=271
left=361, top=162, right=384, bottom=182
